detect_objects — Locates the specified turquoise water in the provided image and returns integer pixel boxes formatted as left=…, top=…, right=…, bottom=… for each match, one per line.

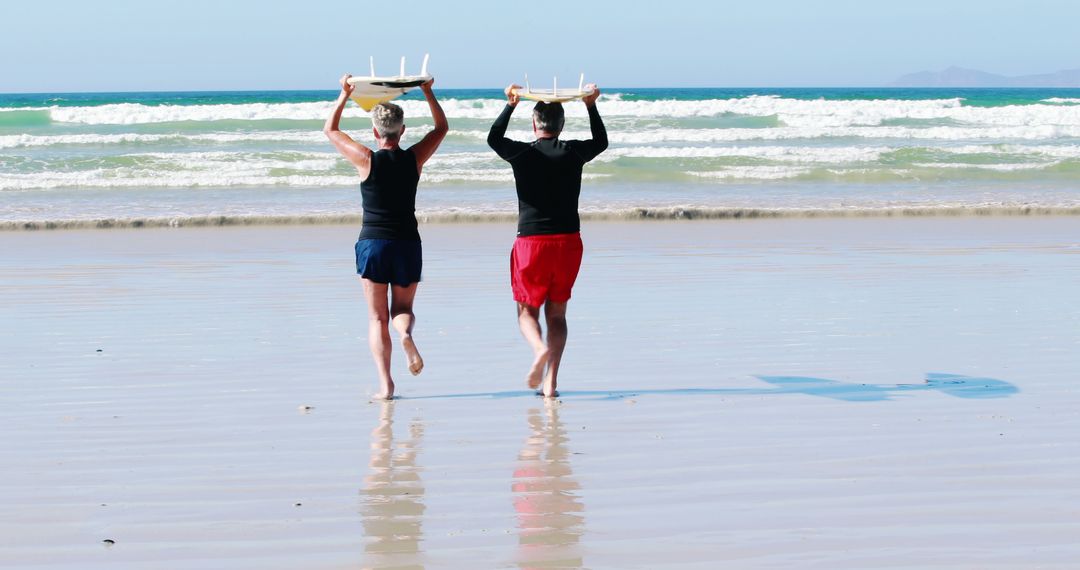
left=3, top=88, right=1080, bottom=227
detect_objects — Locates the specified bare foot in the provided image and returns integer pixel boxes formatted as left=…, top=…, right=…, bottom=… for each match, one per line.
left=401, top=336, right=424, bottom=376
left=526, top=348, right=550, bottom=390
left=372, top=379, right=395, bottom=401
left=540, top=378, right=559, bottom=398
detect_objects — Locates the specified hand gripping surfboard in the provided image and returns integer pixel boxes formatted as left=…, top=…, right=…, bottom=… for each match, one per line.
left=346, top=54, right=432, bottom=111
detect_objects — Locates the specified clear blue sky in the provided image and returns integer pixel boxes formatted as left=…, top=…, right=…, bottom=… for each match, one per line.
left=3, top=0, right=1079, bottom=92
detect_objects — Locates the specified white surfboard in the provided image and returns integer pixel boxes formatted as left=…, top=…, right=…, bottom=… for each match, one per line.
left=512, top=73, right=595, bottom=103
left=346, top=54, right=432, bottom=111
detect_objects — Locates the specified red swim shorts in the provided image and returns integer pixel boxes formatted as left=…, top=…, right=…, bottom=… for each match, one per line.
left=510, top=232, right=583, bottom=308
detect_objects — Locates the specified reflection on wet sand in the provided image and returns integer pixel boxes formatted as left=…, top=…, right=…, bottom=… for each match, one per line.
left=513, top=401, right=585, bottom=569
left=360, top=401, right=425, bottom=569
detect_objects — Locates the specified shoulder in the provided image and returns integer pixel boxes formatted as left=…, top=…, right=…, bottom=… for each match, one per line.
left=562, top=139, right=592, bottom=158
left=499, top=139, right=530, bottom=149
left=501, top=139, right=532, bottom=159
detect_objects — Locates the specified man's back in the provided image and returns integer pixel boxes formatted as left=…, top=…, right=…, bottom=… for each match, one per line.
left=488, top=104, right=608, bottom=236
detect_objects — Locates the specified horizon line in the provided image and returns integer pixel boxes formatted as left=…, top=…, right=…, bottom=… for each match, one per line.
left=6, top=85, right=1080, bottom=96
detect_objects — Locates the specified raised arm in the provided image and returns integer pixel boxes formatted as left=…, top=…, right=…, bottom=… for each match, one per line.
left=409, top=79, right=449, bottom=171
left=575, top=84, right=608, bottom=161
left=323, top=73, right=373, bottom=178
left=487, top=84, right=529, bottom=160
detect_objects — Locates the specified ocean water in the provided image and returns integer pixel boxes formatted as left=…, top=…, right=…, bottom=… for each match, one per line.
left=4, top=88, right=1080, bottom=228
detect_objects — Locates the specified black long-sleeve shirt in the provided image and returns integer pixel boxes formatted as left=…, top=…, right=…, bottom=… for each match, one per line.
left=487, top=103, right=608, bottom=236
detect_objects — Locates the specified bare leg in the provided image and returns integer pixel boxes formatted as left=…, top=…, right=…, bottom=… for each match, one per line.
left=390, top=283, right=423, bottom=376
left=517, top=302, right=549, bottom=390
left=362, top=279, right=394, bottom=399
left=542, top=301, right=568, bottom=398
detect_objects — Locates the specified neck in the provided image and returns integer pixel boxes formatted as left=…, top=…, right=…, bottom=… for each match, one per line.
left=378, top=140, right=399, bottom=150
left=536, top=131, right=558, bottom=140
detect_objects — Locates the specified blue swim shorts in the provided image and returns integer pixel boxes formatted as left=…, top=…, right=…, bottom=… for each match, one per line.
left=354, top=238, right=422, bottom=286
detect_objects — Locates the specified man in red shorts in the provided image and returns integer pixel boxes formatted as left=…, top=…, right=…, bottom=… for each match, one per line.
left=488, top=83, right=607, bottom=397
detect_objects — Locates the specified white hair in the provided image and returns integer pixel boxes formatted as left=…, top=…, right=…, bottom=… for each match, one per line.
left=371, top=102, right=404, bottom=140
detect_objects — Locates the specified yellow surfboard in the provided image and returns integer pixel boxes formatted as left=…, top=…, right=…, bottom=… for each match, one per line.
left=347, top=55, right=432, bottom=111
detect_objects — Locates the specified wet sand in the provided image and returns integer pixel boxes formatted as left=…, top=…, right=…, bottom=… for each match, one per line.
left=1, top=218, right=1079, bottom=568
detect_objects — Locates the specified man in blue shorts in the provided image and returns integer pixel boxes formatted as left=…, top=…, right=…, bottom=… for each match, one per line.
left=325, top=74, right=448, bottom=400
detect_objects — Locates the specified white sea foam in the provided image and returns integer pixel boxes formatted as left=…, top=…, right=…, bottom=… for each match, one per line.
left=0, top=132, right=200, bottom=149
left=0, top=164, right=603, bottom=190
left=938, top=144, right=1080, bottom=159
left=0, top=131, right=347, bottom=150
left=15, top=96, right=1080, bottom=127
left=10, top=125, right=1080, bottom=151
left=7, top=125, right=1078, bottom=152
left=7, top=141, right=1078, bottom=191
left=8, top=94, right=1080, bottom=203
left=684, top=162, right=1063, bottom=181
left=10, top=96, right=884, bottom=124
left=468, top=123, right=1080, bottom=142
left=999, top=144, right=1080, bottom=158
left=45, top=102, right=361, bottom=124
left=3, top=151, right=321, bottom=190
left=1042, top=98, right=1080, bottom=104
left=0, top=129, right=450, bottom=149
left=132, top=151, right=340, bottom=172
left=0, top=170, right=359, bottom=191
left=7, top=122, right=1080, bottom=154
left=686, top=166, right=813, bottom=180
left=599, top=145, right=888, bottom=163
left=910, top=162, right=1057, bottom=172
left=424, top=152, right=502, bottom=166
left=39, top=100, right=509, bottom=124
left=417, top=170, right=605, bottom=183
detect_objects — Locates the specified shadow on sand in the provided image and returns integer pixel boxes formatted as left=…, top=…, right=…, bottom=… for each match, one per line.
left=404, top=372, right=1018, bottom=402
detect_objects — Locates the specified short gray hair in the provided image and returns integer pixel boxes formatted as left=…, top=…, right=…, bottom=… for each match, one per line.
left=371, top=102, right=404, bottom=140
left=533, top=102, right=565, bottom=134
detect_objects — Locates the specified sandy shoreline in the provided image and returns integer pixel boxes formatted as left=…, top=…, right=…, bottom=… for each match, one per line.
left=4, top=204, right=1080, bottom=231
left=2, top=217, right=1079, bottom=568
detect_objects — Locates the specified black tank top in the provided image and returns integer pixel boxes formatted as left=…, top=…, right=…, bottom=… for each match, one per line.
left=359, top=147, right=421, bottom=240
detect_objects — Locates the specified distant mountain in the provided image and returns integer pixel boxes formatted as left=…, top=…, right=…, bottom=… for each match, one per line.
left=890, top=66, right=1080, bottom=87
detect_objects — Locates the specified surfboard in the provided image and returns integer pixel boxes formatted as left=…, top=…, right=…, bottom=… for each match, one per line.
left=512, top=73, right=596, bottom=103
left=347, top=55, right=432, bottom=111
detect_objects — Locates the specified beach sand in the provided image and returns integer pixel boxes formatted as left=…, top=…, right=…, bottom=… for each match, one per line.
left=2, top=217, right=1079, bottom=568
